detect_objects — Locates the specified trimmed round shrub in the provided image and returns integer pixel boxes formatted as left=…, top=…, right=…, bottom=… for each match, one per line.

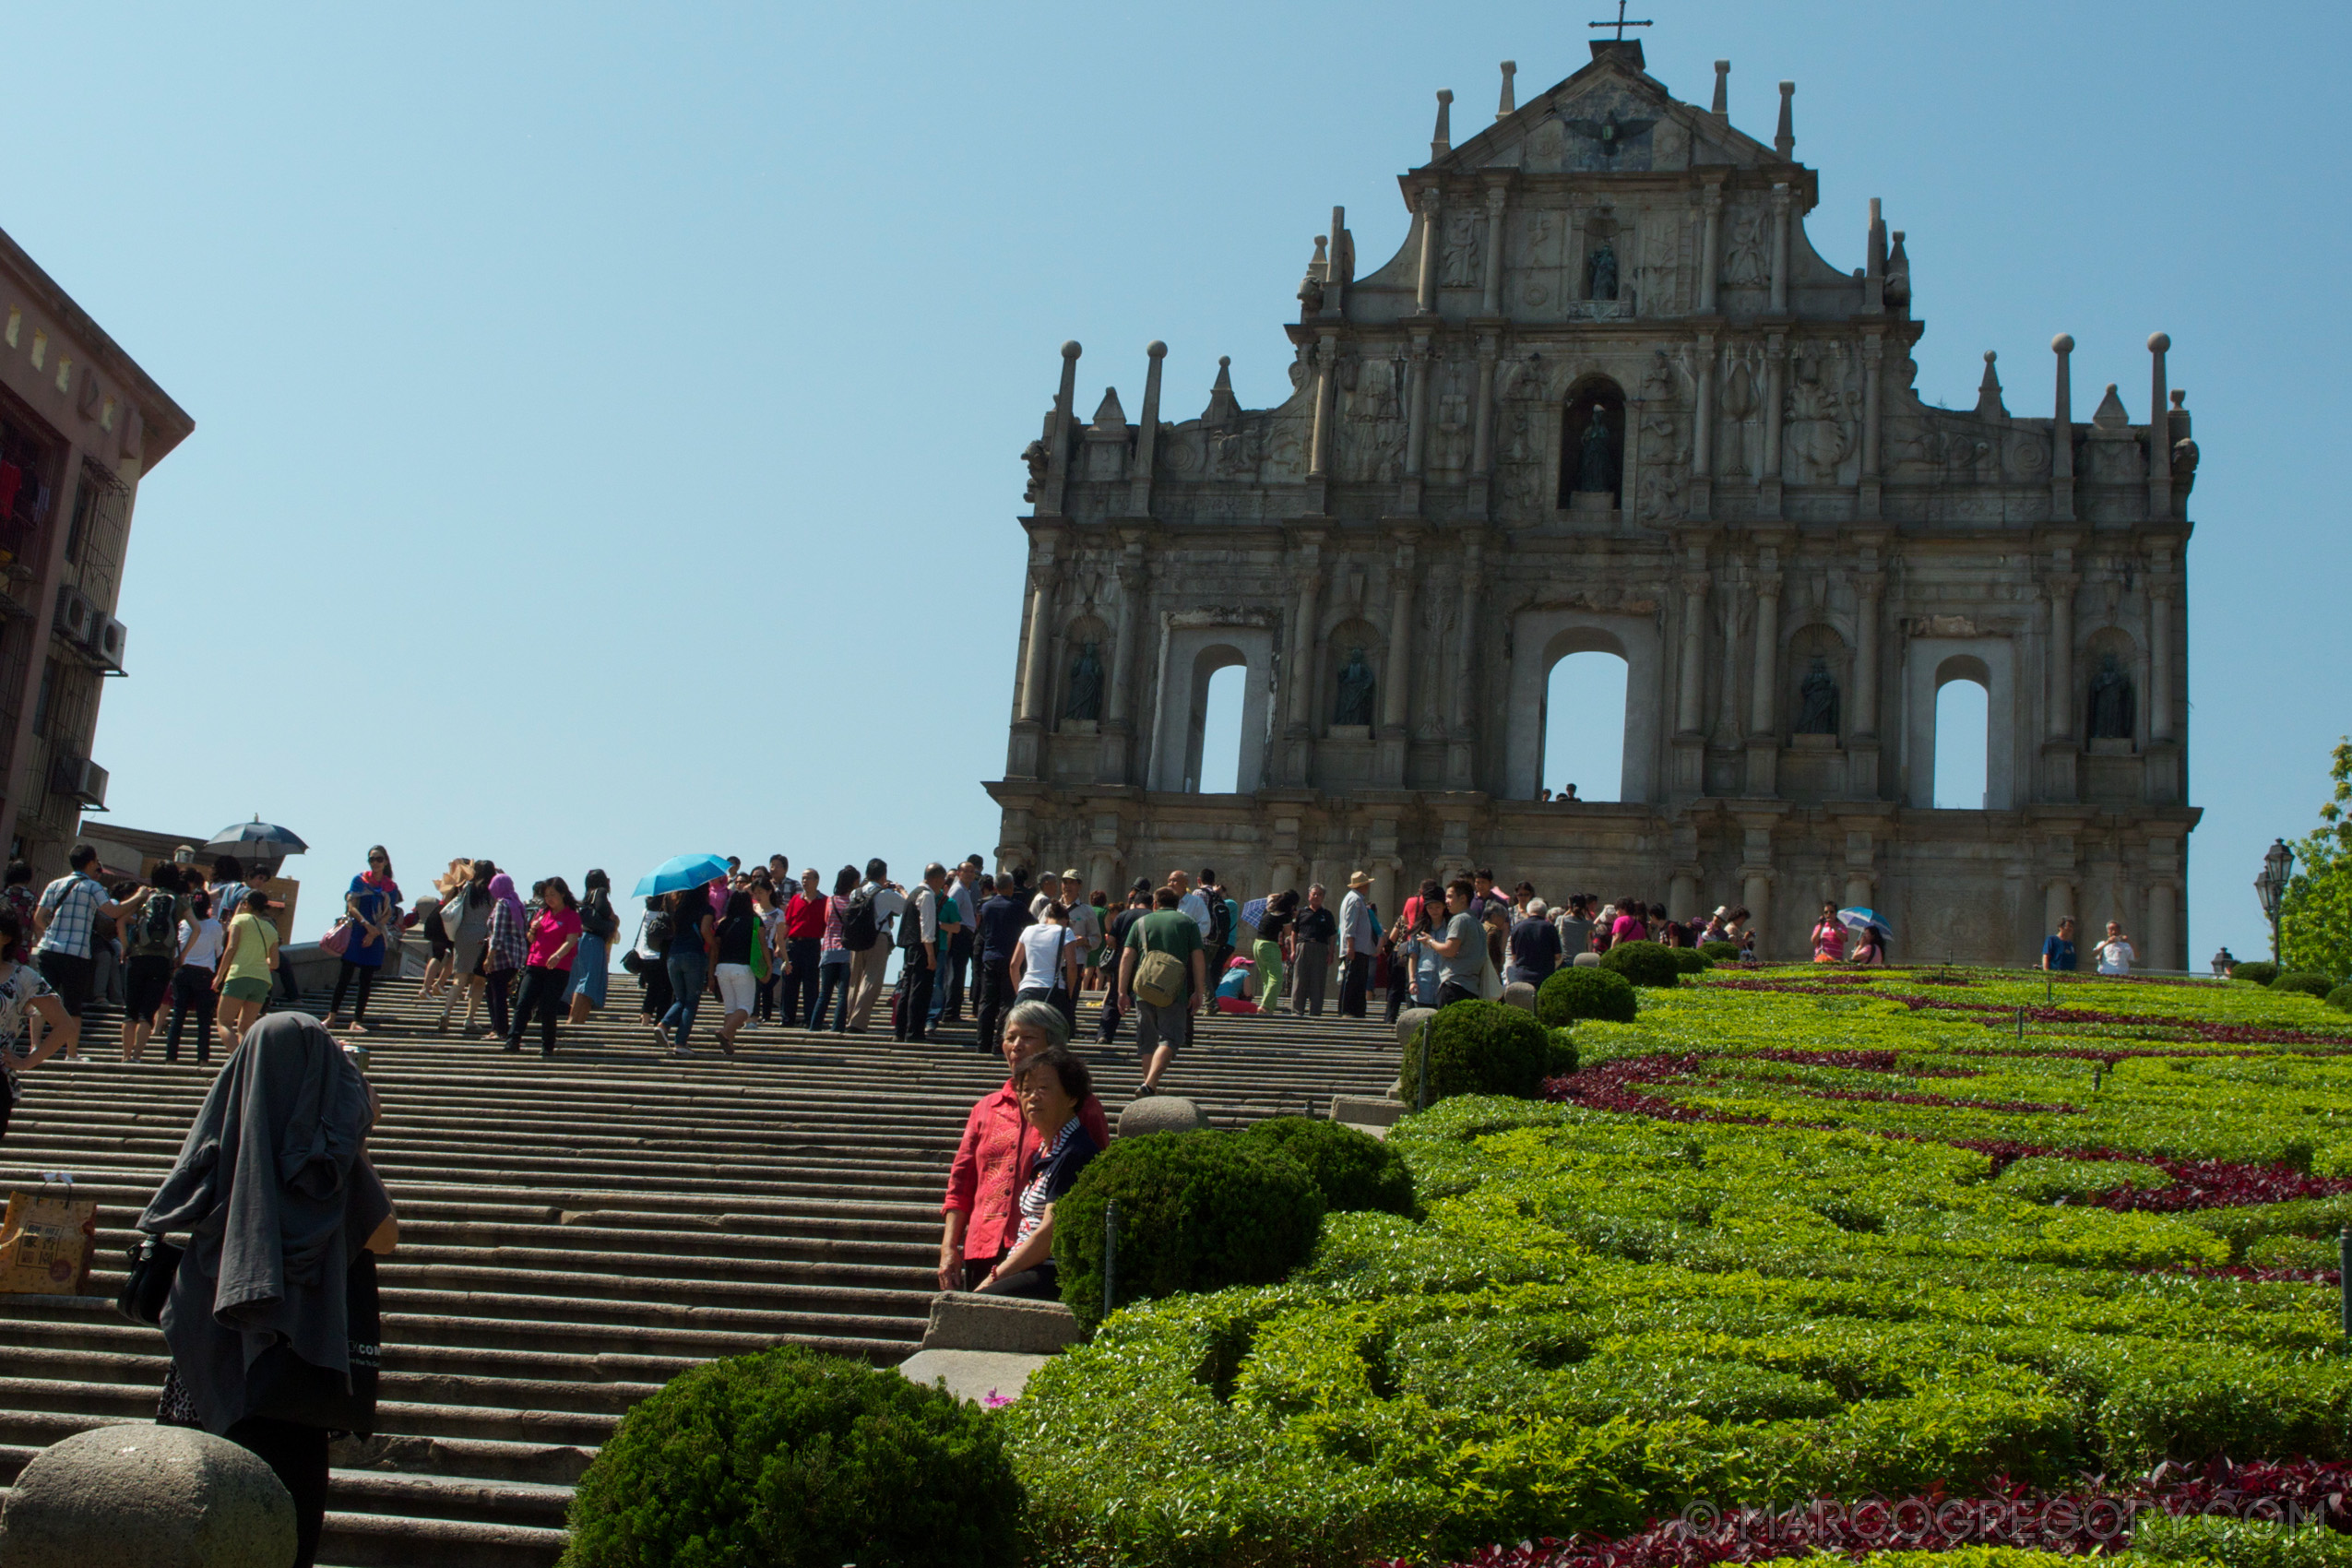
left=1599, top=939, right=1683, bottom=989
left=2272, top=970, right=2335, bottom=1000
left=2231, top=960, right=2281, bottom=986
left=563, top=1344, right=1019, bottom=1568
left=1542, top=1027, right=1579, bottom=1079
left=2327, top=984, right=2352, bottom=1013
left=1399, top=997, right=1548, bottom=1106
left=1053, top=1132, right=1324, bottom=1329
left=1699, top=941, right=1740, bottom=962
left=1669, top=947, right=1711, bottom=975
left=1246, top=1115, right=1415, bottom=1217
left=1537, top=965, right=1637, bottom=1026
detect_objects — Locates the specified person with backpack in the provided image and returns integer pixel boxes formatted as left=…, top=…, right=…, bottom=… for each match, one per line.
left=974, top=872, right=1026, bottom=1053
left=1198, top=868, right=1237, bottom=980
left=655, top=885, right=716, bottom=1055
left=435, top=861, right=495, bottom=1034
left=1096, top=884, right=1152, bottom=1045
left=122, top=863, right=190, bottom=1062
left=891, top=862, right=950, bottom=1044
left=564, top=869, right=619, bottom=1025
left=1119, top=886, right=1210, bottom=1098
left=1011, top=898, right=1081, bottom=1033
left=812, top=865, right=859, bottom=1033
left=842, top=858, right=906, bottom=1034
left=165, top=889, right=223, bottom=1064
left=325, top=847, right=400, bottom=1035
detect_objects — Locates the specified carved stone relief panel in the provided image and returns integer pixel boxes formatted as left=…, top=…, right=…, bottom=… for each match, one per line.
left=1782, top=343, right=1860, bottom=484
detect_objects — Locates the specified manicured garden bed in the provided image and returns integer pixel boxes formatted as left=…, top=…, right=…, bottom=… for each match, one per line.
left=1006, top=969, right=2352, bottom=1566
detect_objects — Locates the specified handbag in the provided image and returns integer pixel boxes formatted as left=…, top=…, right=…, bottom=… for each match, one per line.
left=0, top=1177, right=99, bottom=1295
left=244, top=1249, right=380, bottom=1434
left=320, top=919, right=352, bottom=958
left=116, top=1233, right=183, bottom=1324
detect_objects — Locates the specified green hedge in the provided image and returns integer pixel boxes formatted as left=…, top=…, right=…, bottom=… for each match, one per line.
left=2232, top=960, right=2282, bottom=986
left=563, top=1345, right=1019, bottom=1568
left=1700, top=941, right=1742, bottom=961
left=1245, top=1116, right=1415, bottom=1217
left=2328, top=983, right=2352, bottom=1013
left=1537, top=966, right=1638, bottom=1027
left=1670, top=947, right=1712, bottom=975
left=2134, top=1513, right=2352, bottom=1568
left=1599, top=939, right=1682, bottom=988
left=1543, top=1027, right=1579, bottom=1079
left=1399, top=998, right=1547, bottom=1104
left=2272, top=970, right=2335, bottom=999
left=1052, top=1132, right=1324, bottom=1330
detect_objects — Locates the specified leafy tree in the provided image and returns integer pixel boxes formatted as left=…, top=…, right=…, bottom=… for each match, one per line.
left=2279, top=737, right=2352, bottom=982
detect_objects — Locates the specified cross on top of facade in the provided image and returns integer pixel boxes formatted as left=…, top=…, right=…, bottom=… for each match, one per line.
left=1588, top=1, right=1653, bottom=42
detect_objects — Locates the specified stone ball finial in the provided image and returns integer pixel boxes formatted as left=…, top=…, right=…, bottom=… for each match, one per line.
left=2171, top=389, right=2186, bottom=408
left=0, top=1423, right=295, bottom=1568
left=1218, top=355, right=1231, bottom=368
left=1061, top=340, right=1082, bottom=361
left=2147, top=331, right=2171, bottom=353
left=1983, top=350, right=1997, bottom=364
left=1146, top=340, right=1167, bottom=359
left=2051, top=333, right=2075, bottom=353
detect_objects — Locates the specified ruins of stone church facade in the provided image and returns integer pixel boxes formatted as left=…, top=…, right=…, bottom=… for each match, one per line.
left=986, top=40, right=2199, bottom=966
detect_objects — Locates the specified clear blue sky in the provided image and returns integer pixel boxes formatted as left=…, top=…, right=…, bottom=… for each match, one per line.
left=4, top=1, right=2340, bottom=960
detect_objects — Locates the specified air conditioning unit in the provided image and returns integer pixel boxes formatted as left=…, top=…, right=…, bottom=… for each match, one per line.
left=95, top=615, right=125, bottom=673
left=47, top=754, right=107, bottom=809
left=52, top=587, right=92, bottom=646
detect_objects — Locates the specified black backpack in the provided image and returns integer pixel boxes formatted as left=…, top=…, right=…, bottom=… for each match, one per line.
left=1206, top=891, right=1232, bottom=948
left=841, top=887, right=880, bottom=952
left=139, top=894, right=177, bottom=948
left=643, top=909, right=675, bottom=949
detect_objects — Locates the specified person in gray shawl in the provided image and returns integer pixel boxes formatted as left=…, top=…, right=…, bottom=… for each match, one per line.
left=140, top=1012, right=396, bottom=1568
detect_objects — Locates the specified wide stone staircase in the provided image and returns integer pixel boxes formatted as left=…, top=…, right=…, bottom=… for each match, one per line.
left=0, top=974, right=1400, bottom=1566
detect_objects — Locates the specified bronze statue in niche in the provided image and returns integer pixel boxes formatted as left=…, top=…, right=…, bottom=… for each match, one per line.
left=1795, top=657, right=1839, bottom=735
left=2087, top=653, right=2134, bottom=741
left=1064, top=641, right=1104, bottom=722
left=1334, top=647, right=1376, bottom=727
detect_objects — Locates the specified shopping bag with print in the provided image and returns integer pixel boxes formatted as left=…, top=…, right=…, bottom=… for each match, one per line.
left=0, top=1175, right=98, bottom=1294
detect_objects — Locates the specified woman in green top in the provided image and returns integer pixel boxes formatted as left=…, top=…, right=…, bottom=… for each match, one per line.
left=212, top=897, right=279, bottom=1054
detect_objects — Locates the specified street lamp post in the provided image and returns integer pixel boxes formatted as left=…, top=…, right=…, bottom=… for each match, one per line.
left=2254, top=838, right=2296, bottom=965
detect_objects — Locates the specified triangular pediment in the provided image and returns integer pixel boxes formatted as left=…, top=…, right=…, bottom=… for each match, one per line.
left=1431, top=52, right=1778, bottom=177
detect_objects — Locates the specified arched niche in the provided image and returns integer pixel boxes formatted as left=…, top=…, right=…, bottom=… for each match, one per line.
left=2081, top=625, right=2140, bottom=748
left=1556, top=376, right=1627, bottom=508
left=1902, top=638, right=2015, bottom=810
left=1146, top=623, right=1275, bottom=794
left=1320, top=616, right=1384, bottom=734
left=1784, top=623, right=1849, bottom=742
left=1055, top=614, right=1111, bottom=728
left=1503, top=611, right=1662, bottom=802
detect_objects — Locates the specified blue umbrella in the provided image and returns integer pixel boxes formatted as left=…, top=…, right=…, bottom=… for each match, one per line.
left=1837, top=907, right=1893, bottom=937
left=633, top=854, right=731, bottom=899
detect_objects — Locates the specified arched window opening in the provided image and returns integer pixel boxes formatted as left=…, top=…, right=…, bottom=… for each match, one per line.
left=1557, top=378, right=1627, bottom=508
left=1932, top=677, right=1990, bottom=808
left=1188, top=659, right=1245, bottom=794
left=1540, top=651, right=1630, bottom=802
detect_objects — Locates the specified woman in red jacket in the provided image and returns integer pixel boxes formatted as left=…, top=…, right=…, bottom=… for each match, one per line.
left=937, top=999, right=1111, bottom=1291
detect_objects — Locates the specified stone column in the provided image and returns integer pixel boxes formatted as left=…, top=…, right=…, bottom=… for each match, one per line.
left=2045, top=573, right=2075, bottom=740
left=2043, top=877, right=2075, bottom=937
left=1669, top=871, right=1699, bottom=918
left=1383, top=540, right=1417, bottom=733
left=1676, top=574, right=1707, bottom=734
left=1467, top=335, right=1498, bottom=517
left=2148, top=581, right=2174, bottom=742
left=1698, top=183, right=1722, bottom=314
left=2049, top=334, right=2075, bottom=520
left=1843, top=871, right=1875, bottom=913
left=1087, top=852, right=1119, bottom=908
left=1449, top=538, right=1484, bottom=787
left=1741, top=869, right=1773, bottom=956
left=1127, top=340, right=1166, bottom=517
left=1479, top=183, right=1508, bottom=315
left=1403, top=332, right=1431, bottom=482
left=1283, top=538, right=1324, bottom=784
left=1017, top=564, right=1056, bottom=725
left=1852, top=574, right=1881, bottom=737
left=1749, top=572, right=1780, bottom=736
left=1768, top=184, right=1792, bottom=315
left=1104, top=547, right=1147, bottom=783
left=1415, top=188, right=1441, bottom=315
left=1760, top=332, right=1787, bottom=517
left=1859, top=334, right=1883, bottom=514
left=2144, top=880, right=2176, bottom=971
left=2146, top=332, right=2172, bottom=520
left=1691, top=333, right=1716, bottom=518
left=1307, top=332, right=1338, bottom=481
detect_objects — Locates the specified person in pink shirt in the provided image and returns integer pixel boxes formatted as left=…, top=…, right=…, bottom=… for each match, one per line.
left=508, top=877, right=583, bottom=1057
left=1610, top=898, right=1650, bottom=946
left=1811, top=901, right=1847, bottom=964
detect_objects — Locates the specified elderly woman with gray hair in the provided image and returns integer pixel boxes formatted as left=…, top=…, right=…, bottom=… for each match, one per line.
left=938, top=998, right=1109, bottom=1293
